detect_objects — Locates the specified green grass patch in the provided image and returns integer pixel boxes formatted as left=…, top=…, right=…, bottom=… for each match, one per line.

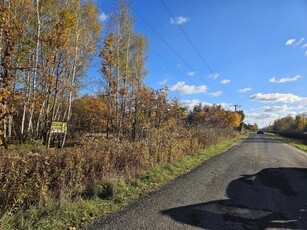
left=269, top=133, right=307, bottom=152
left=0, top=134, right=247, bottom=230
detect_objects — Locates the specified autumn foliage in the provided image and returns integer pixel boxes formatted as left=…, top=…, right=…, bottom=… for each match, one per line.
left=0, top=0, right=244, bottom=225
left=273, top=114, right=307, bottom=133
left=187, top=104, right=242, bottom=128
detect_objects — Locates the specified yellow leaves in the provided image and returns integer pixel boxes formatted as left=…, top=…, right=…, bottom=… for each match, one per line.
left=0, top=130, right=3, bottom=145
left=0, top=89, right=11, bottom=101
left=60, top=7, right=76, bottom=28
left=228, top=112, right=242, bottom=128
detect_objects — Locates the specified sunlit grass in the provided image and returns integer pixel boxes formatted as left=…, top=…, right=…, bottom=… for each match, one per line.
left=269, top=133, right=307, bottom=152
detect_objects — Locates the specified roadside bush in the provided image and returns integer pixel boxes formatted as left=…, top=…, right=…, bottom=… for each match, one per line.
left=81, top=180, right=114, bottom=199
left=0, top=126, right=238, bottom=216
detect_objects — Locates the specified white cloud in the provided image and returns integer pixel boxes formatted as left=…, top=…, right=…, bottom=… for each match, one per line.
left=286, top=38, right=296, bottom=45
left=305, top=50, right=307, bottom=56
left=250, top=93, right=307, bottom=104
left=220, top=79, right=230, bottom=84
left=98, top=12, right=108, bottom=22
left=170, top=16, right=190, bottom=25
left=170, top=81, right=207, bottom=94
left=159, top=79, right=168, bottom=85
left=245, top=112, right=280, bottom=128
left=302, top=43, right=307, bottom=48
left=237, top=87, right=252, bottom=93
left=187, top=71, right=196, bottom=77
left=209, top=73, right=220, bottom=79
left=208, top=91, right=222, bottom=97
left=181, top=99, right=201, bottom=109
left=296, top=37, right=305, bottom=46
left=260, top=105, right=300, bottom=112
left=269, top=75, right=303, bottom=83
left=180, top=99, right=212, bottom=109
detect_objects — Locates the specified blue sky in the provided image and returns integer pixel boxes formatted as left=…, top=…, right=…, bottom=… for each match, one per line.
left=88, top=0, right=307, bottom=128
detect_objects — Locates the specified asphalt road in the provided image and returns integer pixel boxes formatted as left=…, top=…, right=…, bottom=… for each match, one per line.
left=85, top=134, right=307, bottom=230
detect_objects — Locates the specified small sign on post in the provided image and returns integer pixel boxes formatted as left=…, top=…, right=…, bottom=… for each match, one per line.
left=50, top=122, right=67, bottom=134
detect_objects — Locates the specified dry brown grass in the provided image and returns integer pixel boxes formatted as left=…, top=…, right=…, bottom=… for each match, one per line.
left=0, top=126, right=238, bottom=216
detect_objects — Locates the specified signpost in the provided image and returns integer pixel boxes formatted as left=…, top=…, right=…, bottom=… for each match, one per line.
left=48, top=122, right=67, bottom=148
left=50, top=122, right=67, bottom=134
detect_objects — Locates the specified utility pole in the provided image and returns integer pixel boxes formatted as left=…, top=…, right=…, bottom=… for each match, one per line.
left=233, top=104, right=241, bottom=112
left=303, top=113, right=307, bottom=132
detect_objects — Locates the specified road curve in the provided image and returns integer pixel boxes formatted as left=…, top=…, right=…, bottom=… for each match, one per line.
left=85, top=134, right=307, bottom=230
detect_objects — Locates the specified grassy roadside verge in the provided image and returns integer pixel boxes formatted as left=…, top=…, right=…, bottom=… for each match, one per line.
left=267, top=133, right=307, bottom=152
left=1, top=133, right=247, bottom=230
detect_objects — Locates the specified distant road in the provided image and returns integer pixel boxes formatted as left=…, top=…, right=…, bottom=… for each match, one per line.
left=85, top=134, right=307, bottom=230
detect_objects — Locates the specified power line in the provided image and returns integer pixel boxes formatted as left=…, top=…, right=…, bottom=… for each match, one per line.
left=160, top=0, right=239, bottom=104
left=233, top=104, right=241, bottom=112
left=150, top=48, right=200, bottom=86
left=132, top=7, right=221, bottom=94
left=160, top=0, right=214, bottom=73
left=132, top=8, right=194, bottom=71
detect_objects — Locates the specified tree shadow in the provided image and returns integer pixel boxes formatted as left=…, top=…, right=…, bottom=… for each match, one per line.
left=162, top=168, right=307, bottom=229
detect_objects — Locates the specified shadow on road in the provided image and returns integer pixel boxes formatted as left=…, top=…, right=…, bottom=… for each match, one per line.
left=162, top=168, right=307, bottom=229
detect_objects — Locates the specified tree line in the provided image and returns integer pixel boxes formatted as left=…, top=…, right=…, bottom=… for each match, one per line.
left=1, top=0, right=244, bottom=148
left=271, top=114, right=307, bottom=134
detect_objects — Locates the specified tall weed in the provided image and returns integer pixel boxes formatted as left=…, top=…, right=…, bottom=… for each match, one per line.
left=0, top=126, right=238, bottom=216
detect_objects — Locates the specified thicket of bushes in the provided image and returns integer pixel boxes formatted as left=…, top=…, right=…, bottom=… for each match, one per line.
left=0, top=126, right=238, bottom=216
left=277, top=132, right=307, bottom=141
left=271, top=114, right=307, bottom=136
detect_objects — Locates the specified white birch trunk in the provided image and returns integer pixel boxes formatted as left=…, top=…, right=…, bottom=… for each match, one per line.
left=28, top=0, right=41, bottom=134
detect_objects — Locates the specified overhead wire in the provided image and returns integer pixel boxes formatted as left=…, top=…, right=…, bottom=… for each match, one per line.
left=132, top=7, right=221, bottom=95
left=132, top=7, right=194, bottom=71
left=149, top=48, right=200, bottom=86
left=160, top=0, right=239, bottom=105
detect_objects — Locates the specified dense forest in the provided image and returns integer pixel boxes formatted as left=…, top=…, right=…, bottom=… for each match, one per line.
left=0, top=0, right=248, bottom=228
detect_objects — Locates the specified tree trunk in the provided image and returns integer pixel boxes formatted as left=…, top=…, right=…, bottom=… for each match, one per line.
left=28, top=0, right=41, bottom=136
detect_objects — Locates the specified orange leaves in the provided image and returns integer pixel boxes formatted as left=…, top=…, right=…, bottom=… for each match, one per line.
left=71, top=96, right=107, bottom=132
left=188, top=105, right=242, bottom=129
left=100, top=33, right=114, bottom=81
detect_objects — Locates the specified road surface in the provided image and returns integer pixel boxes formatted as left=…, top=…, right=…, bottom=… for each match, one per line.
left=85, top=134, right=307, bottom=230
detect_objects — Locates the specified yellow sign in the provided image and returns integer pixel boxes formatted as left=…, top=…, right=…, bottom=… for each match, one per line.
left=51, top=122, right=67, bottom=133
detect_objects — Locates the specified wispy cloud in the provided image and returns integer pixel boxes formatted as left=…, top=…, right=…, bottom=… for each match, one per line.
left=170, top=81, right=207, bottom=94
left=237, top=87, right=252, bottom=93
left=296, top=37, right=305, bottom=46
left=159, top=79, right=168, bottom=85
left=98, top=12, right=108, bottom=22
left=208, top=91, right=222, bottom=97
left=269, top=75, right=303, bottom=83
left=286, top=38, right=296, bottom=45
left=260, top=104, right=303, bottom=112
left=220, top=79, right=230, bottom=85
left=187, top=71, right=196, bottom=77
left=209, top=73, right=220, bottom=79
left=250, top=93, right=307, bottom=104
left=170, top=16, right=190, bottom=25
left=286, top=37, right=307, bottom=56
